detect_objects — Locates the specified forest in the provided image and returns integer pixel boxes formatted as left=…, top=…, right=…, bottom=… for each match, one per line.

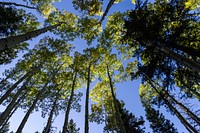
left=0, top=0, right=199, bottom=132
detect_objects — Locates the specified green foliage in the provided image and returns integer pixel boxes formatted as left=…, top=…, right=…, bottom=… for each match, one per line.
left=67, top=119, right=80, bottom=133
left=104, top=100, right=145, bottom=133
left=0, top=0, right=199, bottom=132
left=145, top=106, right=178, bottom=133
left=72, top=0, right=103, bottom=16
left=124, top=0, right=200, bottom=98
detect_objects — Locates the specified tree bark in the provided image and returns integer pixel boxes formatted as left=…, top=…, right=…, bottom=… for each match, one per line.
left=62, top=71, right=77, bottom=133
left=0, top=70, right=32, bottom=105
left=163, top=88, right=200, bottom=126
left=0, top=94, right=23, bottom=132
left=0, top=76, right=31, bottom=126
left=0, top=23, right=62, bottom=51
left=106, top=65, right=126, bottom=133
left=99, top=0, right=115, bottom=24
left=15, top=82, right=47, bottom=133
left=149, top=77, right=200, bottom=126
left=43, top=95, right=58, bottom=133
left=0, top=2, right=36, bottom=9
left=168, top=43, right=200, bottom=58
left=147, top=79, right=198, bottom=133
left=156, top=46, right=200, bottom=73
left=84, top=65, right=91, bottom=133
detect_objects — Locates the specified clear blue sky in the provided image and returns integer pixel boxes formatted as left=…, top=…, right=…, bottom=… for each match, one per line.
left=0, top=0, right=194, bottom=132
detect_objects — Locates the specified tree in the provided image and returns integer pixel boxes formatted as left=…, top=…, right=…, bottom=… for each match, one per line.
left=144, top=106, right=178, bottom=133
left=0, top=23, right=62, bottom=51
left=104, top=100, right=145, bottom=133
left=0, top=2, right=36, bottom=10
left=62, top=53, right=82, bottom=133
left=83, top=48, right=100, bottom=133
left=67, top=119, right=80, bottom=133
left=0, top=113, right=9, bottom=133
left=0, top=4, right=24, bottom=64
left=139, top=79, right=199, bottom=133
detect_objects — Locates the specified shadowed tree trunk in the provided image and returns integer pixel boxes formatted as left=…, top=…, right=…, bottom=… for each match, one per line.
left=147, top=77, right=200, bottom=126
left=0, top=94, right=24, bottom=132
left=16, top=81, right=48, bottom=133
left=43, top=94, right=59, bottom=133
left=0, top=2, right=36, bottom=9
left=62, top=71, right=77, bottom=133
left=0, top=64, right=41, bottom=105
left=0, top=70, right=32, bottom=105
left=0, top=77, right=32, bottom=126
left=146, top=78, right=198, bottom=133
left=106, top=64, right=126, bottom=133
left=156, top=46, right=200, bottom=73
left=0, top=23, right=62, bottom=51
left=99, top=0, right=115, bottom=24
left=163, top=89, right=200, bottom=126
left=84, top=64, right=91, bottom=133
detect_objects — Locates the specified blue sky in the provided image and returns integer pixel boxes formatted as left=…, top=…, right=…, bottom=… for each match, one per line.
left=0, top=0, right=195, bottom=132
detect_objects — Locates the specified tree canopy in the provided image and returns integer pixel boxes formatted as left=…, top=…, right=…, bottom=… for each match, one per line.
left=0, top=0, right=199, bottom=132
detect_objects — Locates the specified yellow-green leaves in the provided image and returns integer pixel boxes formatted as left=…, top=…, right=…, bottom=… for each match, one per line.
left=131, top=0, right=136, bottom=4
left=90, top=81, right=112, bottom=103
left=105, top=12, right=126, bottom=45
left=139, top=83, right=158, bottom=106
left=114, top=0, right=124, bottom=4
left=77, top=17, right=102, bottom=45
left=185, top=0, right=200, bottom=10
left=72, top=0, right=103, bottom=16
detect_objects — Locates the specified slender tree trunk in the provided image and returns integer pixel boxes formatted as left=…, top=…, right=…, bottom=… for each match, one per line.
left=16, top=81, right=48, bottom=133
left=0, top=68, right=18, bottom=85
left=0, top=2, right=36, bottom=9
left=0, top=23, right=62, bottom=51
left=62, top=71, right=77, bottom=133
left=0, top=70, right=32, bottom=105
left=85, top=65, right=91, bottom=133
left=163, top=96, right=198, bottom=133
left=168, top=43, right=200, bottom=58
left=149, top=78, right=200, bottom=126
left=0, top=77, right=31, bottom=126
left=156, top=46, right=200, bottom=72
left=147, top=79, right=198, bottom=133
left=99, top=0, right=115, bottom=24
left=106, top=65, right=126, bottom=133
left=0, top=94, right=23, bottom=132
left=43, top=96, right=58, bottom=133
left=163, top=90, right=200, bottom=125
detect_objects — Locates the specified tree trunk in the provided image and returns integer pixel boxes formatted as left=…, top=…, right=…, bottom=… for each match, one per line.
left=0, top=23, right=62, bottom=51
left=168, top=43, right=200, bottom=58
left=106, top=65, right=126, bottom=133
left=0, top=77, right=31, bottom=126
left=43, top=95, right=58, bottom=133
left=156, top=46, right=200, bottom=73
left=163, top=89, right=200, bottom=126
left=147, top=79, right=198, bottom=133
left=99, top=0, right=115, bottom=24
left=0, top=94, right=23, bottom=132
left=0, top=2, right=36, bottom=9
left=163, top=96, right=198, bottom=133
left=0, top=70, right=32, bottom=105
left=62, top=71, right=77, bottom=133
left=16, top=81, right=48, bottom=133
left=149, top=77, right=200, bottom=126
left=84, top=65, right=91, bottom=133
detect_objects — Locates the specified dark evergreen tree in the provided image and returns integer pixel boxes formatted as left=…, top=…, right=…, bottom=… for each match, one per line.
left=124, top=0, right=200, bottom=100
left=145, top=106, right=178, bottom=133
left=0, top=4, right=24, bottom=64
left=67, top=119, right=80, bottom=133
left=104, top=100, right=145, bottom=133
